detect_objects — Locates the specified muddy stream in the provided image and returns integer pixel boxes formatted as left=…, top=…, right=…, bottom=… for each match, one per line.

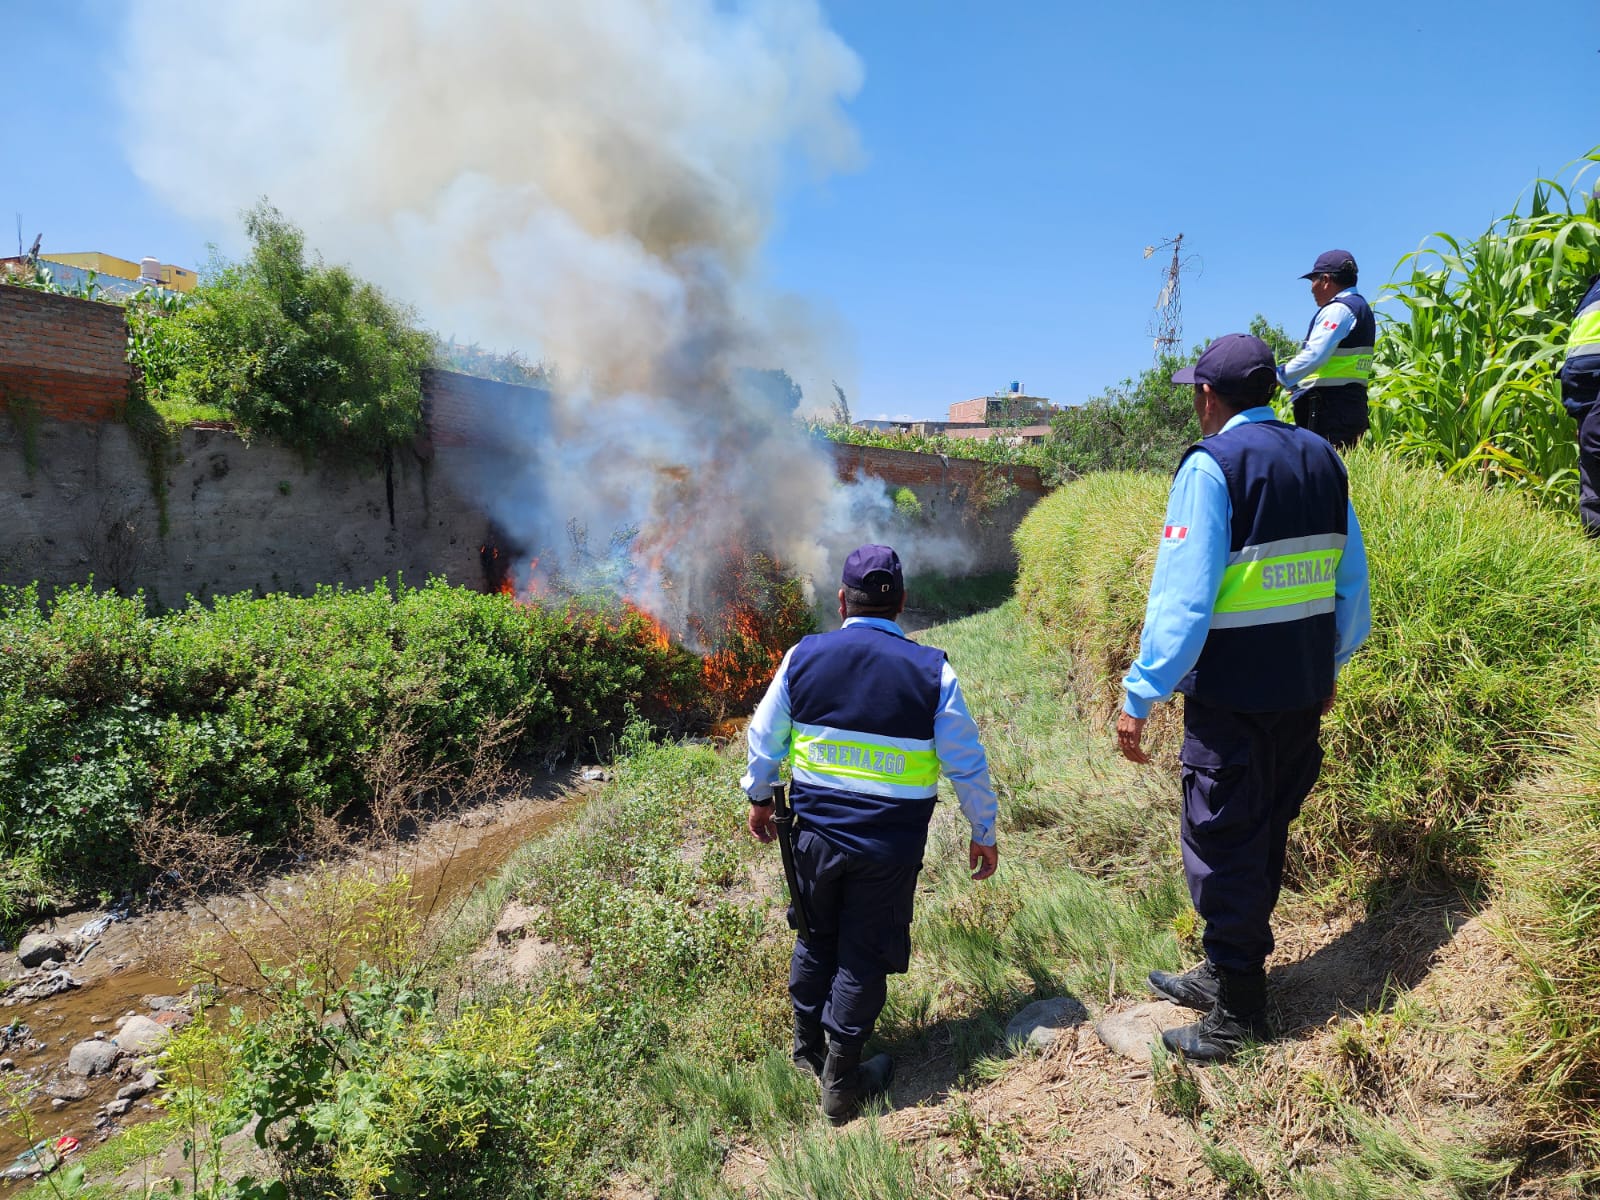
left=0, top=770, right=589, bottom=1184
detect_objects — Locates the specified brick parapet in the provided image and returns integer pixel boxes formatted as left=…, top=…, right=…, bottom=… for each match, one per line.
left=0, top=288, right=130, bottom=422
left=421, top=368, right=550, bottom=447
left=824, top=440, right=1047, bottom=497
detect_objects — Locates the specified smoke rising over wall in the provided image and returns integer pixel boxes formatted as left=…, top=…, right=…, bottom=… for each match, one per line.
left=120, top=0, right=972, bottom=629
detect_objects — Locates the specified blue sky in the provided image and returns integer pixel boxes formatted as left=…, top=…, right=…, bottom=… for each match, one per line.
left=4, top=1, right=1597, bottom=419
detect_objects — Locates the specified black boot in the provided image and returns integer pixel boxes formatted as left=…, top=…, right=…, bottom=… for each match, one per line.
left=819, top=1039, right=894, bottom=1125
left=793, top=1013, right=825, bottom=1078
left=1147, top=960, right=1220, bottom=1011
left=1162, top=966, right=1270, bottom=1062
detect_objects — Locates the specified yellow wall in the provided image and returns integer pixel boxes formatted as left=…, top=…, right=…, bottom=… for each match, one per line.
left=47, top=251, right=198, bottom=293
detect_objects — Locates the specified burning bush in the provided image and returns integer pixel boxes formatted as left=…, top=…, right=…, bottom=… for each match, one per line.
left=690, top=550, right=816, bottom=716
left=490, top=540, right=815, bottom=721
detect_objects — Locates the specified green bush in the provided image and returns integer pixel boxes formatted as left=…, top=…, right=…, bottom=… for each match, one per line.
left=140, top=203, right=432, bottom=459
left=892, top=486, right=924, bottom=521
left=1041, top=316, right=1296, bottom=484
left=1015, top=450, right=1600, bottom=887
left=0, top=580, right=704, bottom=894
left=167, top=961, right=644, bottom=1200
left=519, top=732, right=769, bottom=1001
left=1013, top=469, right=1170, bottom=711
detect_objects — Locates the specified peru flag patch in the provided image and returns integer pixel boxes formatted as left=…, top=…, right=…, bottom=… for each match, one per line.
left=1163, top=524, right=1188, bottom=542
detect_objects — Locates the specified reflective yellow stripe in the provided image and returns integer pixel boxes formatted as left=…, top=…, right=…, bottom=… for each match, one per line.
left=790, top=732, right=939, bottom=790
left=1300, top=348, right=1373, bottom=386
left=1215, top=550, right=1342, bottom=617
left=1568, top=304, right=1600, bottom=359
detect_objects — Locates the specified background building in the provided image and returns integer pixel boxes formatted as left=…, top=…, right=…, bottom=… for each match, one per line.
left=0, top=250, right=196, bottom=297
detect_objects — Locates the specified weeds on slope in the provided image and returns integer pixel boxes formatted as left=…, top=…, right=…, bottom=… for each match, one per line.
left=1016, top=451, right=1600, bottom=891
left=1495, top=701, right=1600, bottom=1153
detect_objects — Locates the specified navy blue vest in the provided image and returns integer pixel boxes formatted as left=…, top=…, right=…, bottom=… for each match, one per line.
left=1562, top=275, right=1600, bottom=417
left=1177, top=420, right=1349, bottom=713
left=1293, top=289, right=1375, bottom=413
left=786, top=623, right=946, bottom=863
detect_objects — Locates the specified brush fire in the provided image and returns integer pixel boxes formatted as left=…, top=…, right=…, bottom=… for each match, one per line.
left=485, top=538, right=812, bottom=717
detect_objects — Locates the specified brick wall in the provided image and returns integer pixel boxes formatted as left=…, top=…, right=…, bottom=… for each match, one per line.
left=0, top=289, right=129, bottom=422
left=824, top=441, right=1047, bottom=498
left=421, top=368, right=551, bottom=448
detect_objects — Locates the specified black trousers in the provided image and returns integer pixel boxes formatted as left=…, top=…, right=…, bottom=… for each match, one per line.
left=1292, top=391, right=1368, bottom=450
left=787, top=828, right=920, bottom=1048
left=1578, top=404, right=1600, bottom=538
left=1179, top=695, right=1325, bottom=974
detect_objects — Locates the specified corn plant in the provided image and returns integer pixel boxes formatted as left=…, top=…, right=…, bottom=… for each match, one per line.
left=1370, top=148, right=1600, bottom=508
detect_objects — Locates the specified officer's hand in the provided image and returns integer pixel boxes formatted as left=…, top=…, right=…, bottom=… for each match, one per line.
left=1321, top=681, right=1338, bottom=716
left=1116, top=712, right=1150, bottom=764
left=748, top=802, right=777, bottom=843
left=968, top=840, right=997, bottom=882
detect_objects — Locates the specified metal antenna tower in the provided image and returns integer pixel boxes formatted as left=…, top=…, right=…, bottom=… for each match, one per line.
left=1143, top=233, right=1194, bottom=364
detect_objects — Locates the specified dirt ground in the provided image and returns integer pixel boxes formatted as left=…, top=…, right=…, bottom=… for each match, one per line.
left=592, top=889, right=1527, bottom=1199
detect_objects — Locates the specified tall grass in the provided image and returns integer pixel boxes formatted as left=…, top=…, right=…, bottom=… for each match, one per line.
left=1494, top=703, right=1600, bottom=1149
left=1371, top=149, right=1600, bottom=508
left=1015, top=451, right=1600, bottom=887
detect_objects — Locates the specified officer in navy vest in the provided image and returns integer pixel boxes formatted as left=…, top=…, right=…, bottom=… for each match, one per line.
left=743, top=544, right=999, bottom=1122
left=1561, top=273, right=1600, bottom=537
left=1118, top=334, right=1372, bottom=1061
left=1277, top=250, right=1376, bottom=450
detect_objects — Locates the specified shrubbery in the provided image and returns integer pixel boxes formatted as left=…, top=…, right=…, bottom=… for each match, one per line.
left=0, top=579, right=703, bottom=895
left=135, top=203, right=433, bottom=459
left=1015, top=450, right=1600, bottom=888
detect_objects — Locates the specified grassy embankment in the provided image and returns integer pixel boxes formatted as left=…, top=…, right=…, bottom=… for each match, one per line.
left=32, top=450, right=1600, bottom=1197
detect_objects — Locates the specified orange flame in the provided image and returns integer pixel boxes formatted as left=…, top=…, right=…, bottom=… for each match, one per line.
left=623, top=601, right=672, bottom=652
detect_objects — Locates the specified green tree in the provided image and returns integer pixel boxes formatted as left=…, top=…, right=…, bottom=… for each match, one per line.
left=1042, top=315, right=1296, bottom=482
left=150, top=202, right=432, bottom=459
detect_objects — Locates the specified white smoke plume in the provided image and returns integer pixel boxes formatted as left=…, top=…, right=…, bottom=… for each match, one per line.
left=119, top=0, right=974, bottom=631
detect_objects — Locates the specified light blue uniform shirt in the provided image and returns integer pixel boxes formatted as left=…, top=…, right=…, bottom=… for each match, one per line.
left=1122, top=407, right=1372, bottom=719
left=1278, top=289, right=1359, bottom=389
left=742, top=616, right=999, bottom=846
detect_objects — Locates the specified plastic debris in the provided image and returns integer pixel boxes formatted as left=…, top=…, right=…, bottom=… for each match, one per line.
left=75, top=902, right=129, bottom=941
left=1, top=1140, right=60, bottom=1180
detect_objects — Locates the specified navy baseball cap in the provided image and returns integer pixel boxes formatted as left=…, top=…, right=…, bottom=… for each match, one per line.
left=1300, top=249, right=1357, bottom=279
left=1171, top=333, right=1278, bottom=394
left=842, top=543, right=904, bottom=600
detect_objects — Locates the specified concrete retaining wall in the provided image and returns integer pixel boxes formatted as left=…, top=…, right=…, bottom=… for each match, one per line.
left=0, top=417, right=492, bottom=608
left=0, top=287, right=1046, bottom=604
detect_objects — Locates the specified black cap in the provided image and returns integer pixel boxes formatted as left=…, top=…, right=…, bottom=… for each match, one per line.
left=842, top=543, right=904, bottom=601
left=1300, top=249, right=1357, bottom=280
left=1171, top=333, right=1278, bottom=394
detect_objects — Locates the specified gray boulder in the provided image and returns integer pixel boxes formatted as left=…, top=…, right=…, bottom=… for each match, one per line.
left=114, top=1015, right=172, bottom=1055
left=46, top=1076, right=90, bottom=1101
left=17, top=933, right=75, bottom=969
left=1006, top=996, right=1090, bottom=1051
left=66, top=1039, right=123, bottom=1077
left=1094, top=1000, right=1188, bottom=1062
left=117, top=1071, right=159, bottom=1101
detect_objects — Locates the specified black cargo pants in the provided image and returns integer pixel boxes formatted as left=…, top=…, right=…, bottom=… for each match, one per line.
left=787, top=827, right=920, bottom=1048
left=1179, top=695, right=1325, bottom=974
